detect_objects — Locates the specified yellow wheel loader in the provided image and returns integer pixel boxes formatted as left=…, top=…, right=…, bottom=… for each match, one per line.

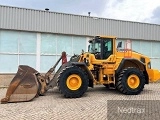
left=1, top=36, right=160, bottom=103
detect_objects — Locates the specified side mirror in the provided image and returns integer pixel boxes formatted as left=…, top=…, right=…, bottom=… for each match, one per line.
left=88, top=45, right=90, bottom=52
left=117, top=41, right=122, bottom=48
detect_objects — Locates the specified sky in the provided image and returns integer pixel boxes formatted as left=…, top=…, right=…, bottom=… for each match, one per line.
left=0, top=0, right=160, bottom=24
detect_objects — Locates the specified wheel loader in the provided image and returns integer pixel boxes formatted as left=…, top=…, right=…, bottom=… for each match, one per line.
left=1, top=35, right=160, bottom=103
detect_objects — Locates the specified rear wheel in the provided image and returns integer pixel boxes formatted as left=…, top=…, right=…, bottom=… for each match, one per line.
left=116, top=67, right=145, bottom=95
left=57, top=66, right=88, bottom=98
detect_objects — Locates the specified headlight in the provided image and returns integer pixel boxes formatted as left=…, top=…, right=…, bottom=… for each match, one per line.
left=147, top=62, right=151, bottom=69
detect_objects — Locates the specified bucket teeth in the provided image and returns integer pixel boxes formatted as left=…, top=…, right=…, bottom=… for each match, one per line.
left=1, top=96, right=9, bottom=104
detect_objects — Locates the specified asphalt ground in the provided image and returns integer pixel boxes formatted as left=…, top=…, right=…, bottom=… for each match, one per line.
left=1, top=83, right=160, bottom=120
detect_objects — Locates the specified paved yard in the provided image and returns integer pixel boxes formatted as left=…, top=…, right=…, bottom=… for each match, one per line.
left=1, top=83, right=160, bottom=120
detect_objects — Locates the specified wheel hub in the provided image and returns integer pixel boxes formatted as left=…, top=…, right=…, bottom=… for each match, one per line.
left=127, top=75, right=140, bottom=89
left=66, top=74, right=82, bottom=90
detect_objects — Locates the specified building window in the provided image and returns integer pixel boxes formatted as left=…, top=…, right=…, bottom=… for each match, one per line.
left=0, top=30, right=36, bottom=73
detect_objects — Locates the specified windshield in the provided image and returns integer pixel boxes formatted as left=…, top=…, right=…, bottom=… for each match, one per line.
left=88, top=39, right=101, bottom=53
left=104, top=39, right=112, bottom=51
left=88, top=38, right=112, bottom=54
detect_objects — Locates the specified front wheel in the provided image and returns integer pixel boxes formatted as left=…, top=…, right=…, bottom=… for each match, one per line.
left=116, top=67, right=145, bottom=95
left=57, top=66, right=88, bottom=98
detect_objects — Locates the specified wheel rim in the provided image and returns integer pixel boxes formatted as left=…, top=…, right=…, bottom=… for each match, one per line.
left=127, top=75, right=140, bottom=89
left=66, top=74, right=82, bottom=90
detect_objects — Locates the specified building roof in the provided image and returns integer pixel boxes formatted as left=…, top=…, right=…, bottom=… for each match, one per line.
left=0, top=5, right=160, bottom=41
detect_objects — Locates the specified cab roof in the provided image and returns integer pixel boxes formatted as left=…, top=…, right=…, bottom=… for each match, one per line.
left=95, top=35, right=117, bottom=39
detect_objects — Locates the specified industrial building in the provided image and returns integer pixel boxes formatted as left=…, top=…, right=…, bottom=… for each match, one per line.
left=0, top=5, right=160, bottom=79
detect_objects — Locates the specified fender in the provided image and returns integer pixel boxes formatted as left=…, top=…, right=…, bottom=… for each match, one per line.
left=115, top=58, right=149, bottom=84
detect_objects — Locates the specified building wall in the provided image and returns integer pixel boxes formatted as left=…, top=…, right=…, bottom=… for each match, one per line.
left=1, top=29, right=160, bottom=73
left=1, top=5, right=160, bottom=41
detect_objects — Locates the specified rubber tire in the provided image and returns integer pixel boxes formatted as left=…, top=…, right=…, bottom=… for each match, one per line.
left=116, top=67, right=145, bottom=95
left=57, top=66, right=88, bottom=98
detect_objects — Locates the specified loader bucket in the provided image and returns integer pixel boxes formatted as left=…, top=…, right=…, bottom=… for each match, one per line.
left=1, top=65, right=39, bottom=103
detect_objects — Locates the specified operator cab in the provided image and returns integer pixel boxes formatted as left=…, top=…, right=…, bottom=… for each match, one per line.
left=88, top=36, right=113, bottom=60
